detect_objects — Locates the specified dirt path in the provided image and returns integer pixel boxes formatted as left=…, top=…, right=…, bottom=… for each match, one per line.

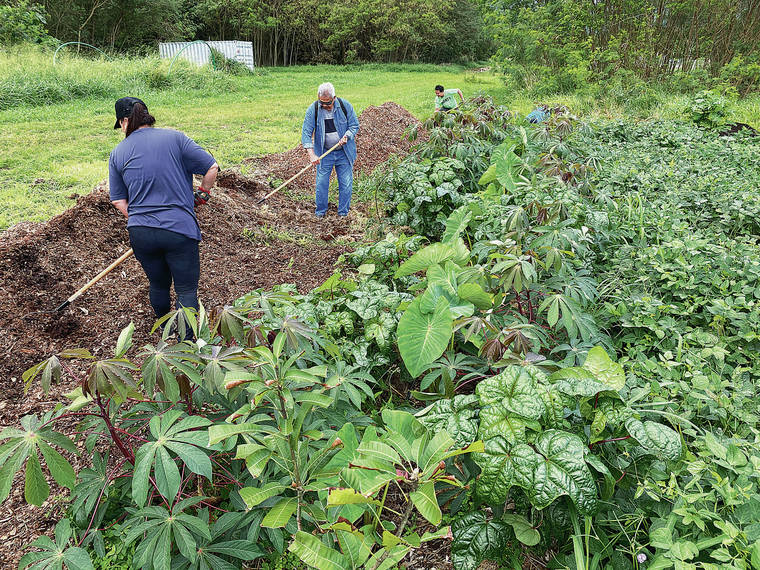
left=0, top=102, right=424, bottom=567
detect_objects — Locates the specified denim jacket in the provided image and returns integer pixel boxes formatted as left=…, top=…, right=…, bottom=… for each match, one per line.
left=301, top=98, right=360, bottom=164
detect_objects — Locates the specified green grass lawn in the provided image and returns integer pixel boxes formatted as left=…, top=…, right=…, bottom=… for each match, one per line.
left=0, top=56, right=507, bottom=229
left=1, top=48, right=759, bottom=230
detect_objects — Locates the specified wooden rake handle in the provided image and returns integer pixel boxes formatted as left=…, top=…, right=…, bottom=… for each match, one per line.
left=257, top=141, right=343, bottom=205
left=55, top=248, right=135, bottom=312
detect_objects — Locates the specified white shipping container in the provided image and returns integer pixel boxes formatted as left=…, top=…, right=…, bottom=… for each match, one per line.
left=159, top=41, right=254, bottom=71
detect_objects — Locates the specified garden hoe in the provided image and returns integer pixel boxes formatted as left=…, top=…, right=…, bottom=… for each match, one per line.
left=54, top=248, right=135, bottom=312
left=256, top=141, right=342, bottom=205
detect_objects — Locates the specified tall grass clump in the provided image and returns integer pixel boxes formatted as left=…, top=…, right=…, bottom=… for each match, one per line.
left=0, top=45, right=237, bottom=111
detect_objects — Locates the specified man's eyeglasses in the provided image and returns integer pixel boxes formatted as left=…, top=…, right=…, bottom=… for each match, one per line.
left=319, top=98, right=335, bottom=108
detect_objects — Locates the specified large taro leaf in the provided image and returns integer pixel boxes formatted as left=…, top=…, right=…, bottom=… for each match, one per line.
left=420, top=394, right=479, bottom=448
left=476, top=367, right=544, bottom=440
left=456, top=282, right=492, bottom=310
left=473, top=436, right=537, bottom=504
left=531, top=430, right=598, bottom=515
left=426, top=262, right=460, bottom=297
left=625, top=418, right=683, bottom=461
left=395, top=243, right=457, bottom=278
left=397, top=297, right=453, bottom=378
left=419, top=284, right=475, bottom=319
left=442, top=206, right=472, bottom=244
left=451, top=512, right=511, bottom=570
left=582, top=347, right=625, bottom=391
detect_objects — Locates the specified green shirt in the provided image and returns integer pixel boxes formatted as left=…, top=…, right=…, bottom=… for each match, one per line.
left=435, top=89, right=459, bottom=110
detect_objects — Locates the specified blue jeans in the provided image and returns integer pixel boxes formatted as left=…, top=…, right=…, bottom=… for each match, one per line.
left=315, top=150, right=353, bottom=216
left=128, top=226, right=200, bottom=319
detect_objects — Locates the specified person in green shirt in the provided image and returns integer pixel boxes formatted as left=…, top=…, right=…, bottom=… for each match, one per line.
left=434, top=85, right=464, bottom=111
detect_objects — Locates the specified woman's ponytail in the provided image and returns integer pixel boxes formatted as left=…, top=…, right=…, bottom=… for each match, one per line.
left=125, top=102, right=156, bottom=137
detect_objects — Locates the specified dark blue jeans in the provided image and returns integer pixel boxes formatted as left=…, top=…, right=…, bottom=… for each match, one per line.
left=315, top=150, right=353, bottom=216
left=128, top=226, right=200, bottom=319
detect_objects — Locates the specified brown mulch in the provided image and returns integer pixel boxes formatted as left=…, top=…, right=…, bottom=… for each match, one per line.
left=0, top=102, right=424, bottom=567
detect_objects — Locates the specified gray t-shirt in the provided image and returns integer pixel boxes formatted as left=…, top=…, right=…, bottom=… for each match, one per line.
left=322, top=108, right=340, bottom=148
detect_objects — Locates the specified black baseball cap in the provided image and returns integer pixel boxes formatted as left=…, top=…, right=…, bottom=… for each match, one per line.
left=114, top=97, right=147, bottom=129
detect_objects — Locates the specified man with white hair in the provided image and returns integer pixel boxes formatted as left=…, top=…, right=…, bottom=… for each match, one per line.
left=301, top=82, right=360, bottom=218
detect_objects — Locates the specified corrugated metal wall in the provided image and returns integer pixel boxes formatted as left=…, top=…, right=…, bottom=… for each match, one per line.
left=159, top=41, right=255, bottom=71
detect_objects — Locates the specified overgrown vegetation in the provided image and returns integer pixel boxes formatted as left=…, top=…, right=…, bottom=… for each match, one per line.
left=7, top=94, right=760, bottom=569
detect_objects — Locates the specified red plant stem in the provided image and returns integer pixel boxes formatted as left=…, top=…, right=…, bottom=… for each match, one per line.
left=588, top=435, right=631, bottom=449
left=111, top=425, right=149, bottom=442
left=526, top=290, right=534, bottom=322
left=39, top=411, right=100, bottom=429
left=210, top=458, right=242, bottom=487
left=514, top=288, right=524, bottom=316
left=96, top=395, right=134, bottom=464
left=615, top=471, right=627, bottom=484
left=454, top=374, right=486, bottom=393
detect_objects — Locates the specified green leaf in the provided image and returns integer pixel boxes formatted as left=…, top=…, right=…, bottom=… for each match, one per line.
left=420, top=394, right=479, bottom=448
left=411, top=481, right=441, bottom=525
left=582, top=347, right=625, bottom=390
left=24, top=451, right=49, bottom=506
left=549, top=367, right=609, bottom=397
left=245, top=448, right=272, bottom=478
left=442, top=206, right=472, bottom=243
left=420, top=430, right=455, bottom=473
left=625, top=418, right=683, bottom=461
left=0, top=443, right=29, bottom=503
left=208, top=422, right=265, bottom=446
left=397, top=297, right=453, bottom=378
left=531, top=430, right=598, bottom=515
left=457, top=283, right=492, bottom=310
left=474, top=436, right=536, bottom=503
left=502, top=514, right=540, bottom=546
left=336, top=529, right=373, bottom=568
left=327, top=488, right=379, bottom=507
left=115, top=322, right=135, bottom=358
left=357, top=440, right=401, bottom=466
left=289, top=530, right=349, bottom=570
left=63, top=547, right=95, bottom=570
left=38, top=441, right=75, bottom=490
left=451, top=512, right=511, bottom=570
left=240, top=483, right=288, bottom=508
left=165, top=441, right=212, bottom=480
left=261, top=497, right=298, bottom=528
left=477, top=366, right=544, bottom=420
left=132, top=444, right=157, bottom=508
left=750, top=539, right=760, bottom=570
left=154, top=445, right=181, bottom=504
left=395, top=243, right=457, bottom=278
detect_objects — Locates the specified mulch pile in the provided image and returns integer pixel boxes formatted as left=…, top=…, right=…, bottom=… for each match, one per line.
left=0, top=102, right=426, bottom=567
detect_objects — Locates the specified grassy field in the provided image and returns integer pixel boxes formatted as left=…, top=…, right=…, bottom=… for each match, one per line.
left=1, top=47, right=759, bottom=229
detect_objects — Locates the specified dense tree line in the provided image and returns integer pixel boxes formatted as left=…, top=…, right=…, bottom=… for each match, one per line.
left=0, top=0, right=491, bottom=65
left=1, top=0, right=757, bottom=91
left=484, top=0, right=760, bottom=91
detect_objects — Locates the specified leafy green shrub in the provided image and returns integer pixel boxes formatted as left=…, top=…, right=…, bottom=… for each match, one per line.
left=719, top=54, right=760, bottom=96
left=0, top=1, right=54, bottom=45
left=686, top=89, right=729, bottom=128
left=421, top=349, right=682, bottom=568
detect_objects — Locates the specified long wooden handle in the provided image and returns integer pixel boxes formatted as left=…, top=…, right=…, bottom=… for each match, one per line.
left=55, top=248, right=135, bottom=311
left=257, top=141, right=343, bottom=205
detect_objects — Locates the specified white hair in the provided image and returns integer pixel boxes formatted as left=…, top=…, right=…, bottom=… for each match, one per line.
left=317, top=82, right=335, bottom=98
